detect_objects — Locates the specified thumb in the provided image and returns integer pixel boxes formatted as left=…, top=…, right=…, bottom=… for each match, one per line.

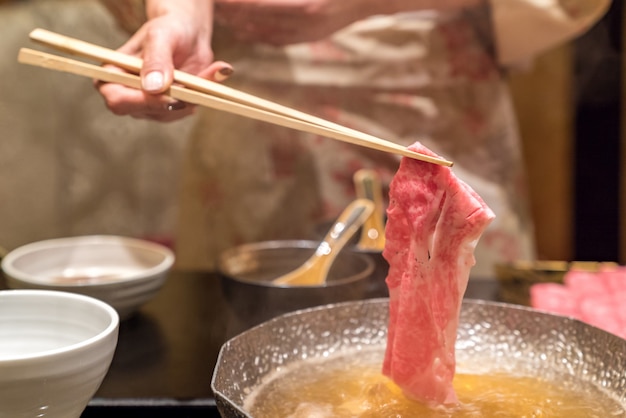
left=139, top=31, right=176, bottom=94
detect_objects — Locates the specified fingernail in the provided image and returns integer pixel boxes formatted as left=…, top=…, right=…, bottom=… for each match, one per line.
left=143, top=71, right=165, bottom=92
left=165, top=101, right=187, bottom=111
left=215, top=66, right=234, bottom=82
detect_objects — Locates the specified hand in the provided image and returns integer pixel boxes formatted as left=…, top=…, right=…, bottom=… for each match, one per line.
left=97, top=0, right=233, bottom=122
left=214, top=0, right=378, bottom=46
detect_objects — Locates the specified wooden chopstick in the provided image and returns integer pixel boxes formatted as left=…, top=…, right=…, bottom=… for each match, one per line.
left=22, top=29, right=453, bottom=167
left=18, top=47, right=416, bottom=153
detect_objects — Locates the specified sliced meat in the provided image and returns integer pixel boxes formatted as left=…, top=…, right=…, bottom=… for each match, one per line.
left=382, top=142, right=495, bottom=405
left=564, top=269, right=609, bottom=301
left=530, top=282, right=578, bottom=317
left=531, top=267, right=626, bottom=340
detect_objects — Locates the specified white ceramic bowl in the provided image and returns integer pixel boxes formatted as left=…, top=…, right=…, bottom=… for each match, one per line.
left=0, top=289, right=119, bottom=418
left=2, top=235, right=175, bottom=319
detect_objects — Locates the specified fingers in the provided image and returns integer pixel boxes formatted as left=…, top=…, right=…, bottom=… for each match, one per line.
left=94, top=60, right=234, bottom=123
left=95, top=79, right=194, bottom=122
left=139, top=27, right=176, bottom=94
left=93, top=7, right=223, bottom=123
left=199, top=61, right=235, bottom=82
left=112, top=25, right=174, bottom=94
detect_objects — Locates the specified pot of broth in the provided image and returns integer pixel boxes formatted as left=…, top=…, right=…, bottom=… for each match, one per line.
left=211, top=299, right=626, bottom=418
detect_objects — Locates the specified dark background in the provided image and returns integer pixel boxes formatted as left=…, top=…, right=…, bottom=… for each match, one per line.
left=574, top=0, right=623, bottom=261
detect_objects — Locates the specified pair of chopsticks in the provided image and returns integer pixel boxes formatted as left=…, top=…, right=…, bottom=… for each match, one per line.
left=18, top=28, right=453, bottom=167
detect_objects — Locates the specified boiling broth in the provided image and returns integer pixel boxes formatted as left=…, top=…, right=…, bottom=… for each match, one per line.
left=245, top=348, right=626, bottom=418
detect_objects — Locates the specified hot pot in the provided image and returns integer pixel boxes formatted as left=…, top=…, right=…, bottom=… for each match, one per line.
left=211, top=298, right=626, bottom=418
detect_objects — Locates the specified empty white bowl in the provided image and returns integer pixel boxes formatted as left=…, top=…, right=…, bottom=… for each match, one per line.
left=0, top=289, right=119, bottom=418
left=1, top=235, right=175, bottom=319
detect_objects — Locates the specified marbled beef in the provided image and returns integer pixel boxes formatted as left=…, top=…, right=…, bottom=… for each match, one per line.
left=531, top=267, right=626, bottom=339
left=382, top=142, right=495, bottom=405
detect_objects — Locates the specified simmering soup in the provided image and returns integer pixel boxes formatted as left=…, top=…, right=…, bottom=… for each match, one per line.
left=245, top=348, right=626, bottom=418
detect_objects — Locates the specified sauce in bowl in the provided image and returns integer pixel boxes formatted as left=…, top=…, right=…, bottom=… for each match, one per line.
left=48, top=267, right=135, bottom=285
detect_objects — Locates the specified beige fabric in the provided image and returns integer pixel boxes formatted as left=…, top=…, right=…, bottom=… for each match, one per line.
left=491, top=0, right=611, bottom=65
left=0, top=0, right=193, bottom=252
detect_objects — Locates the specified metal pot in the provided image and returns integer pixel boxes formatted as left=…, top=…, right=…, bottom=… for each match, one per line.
left=212, top=298, right=626, bottom=418
left=217, top=240, right=375, bottom=334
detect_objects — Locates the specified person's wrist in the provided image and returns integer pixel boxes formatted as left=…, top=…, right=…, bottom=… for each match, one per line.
left=144, top=0, right=192, bottom=18
left=144, top=0, right=168, bottom=18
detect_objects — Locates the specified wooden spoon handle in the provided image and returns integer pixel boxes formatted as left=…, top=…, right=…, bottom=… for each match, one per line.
left=318, top=198, right=375, bottom=254
left=272, top=199, right=374, bottom=286
left=354, top=170, right=386, bottom=251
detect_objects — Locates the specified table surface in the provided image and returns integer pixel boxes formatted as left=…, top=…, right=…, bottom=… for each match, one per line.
left=0, top=271, right=501, bottom=417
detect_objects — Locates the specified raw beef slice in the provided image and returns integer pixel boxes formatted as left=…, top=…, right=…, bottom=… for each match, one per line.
left=382, top=142, right=495, bottom=405
left=531, top=267, right=626, bottom=339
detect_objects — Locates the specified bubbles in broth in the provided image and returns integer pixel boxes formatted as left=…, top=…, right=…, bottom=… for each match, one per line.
left=244, top=348, right=626, bottom=418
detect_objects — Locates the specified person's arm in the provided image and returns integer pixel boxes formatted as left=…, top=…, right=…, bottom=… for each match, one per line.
left=97, top=0, right=232, bottom=122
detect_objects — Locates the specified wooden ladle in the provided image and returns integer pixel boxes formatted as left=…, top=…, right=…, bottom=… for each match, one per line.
left=272, top=199, right=375, bottom=286
left=353, top=169, right=386, bottom=252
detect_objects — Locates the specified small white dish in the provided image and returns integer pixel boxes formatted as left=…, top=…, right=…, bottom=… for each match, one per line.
left=0, top=289, right=119, bottom=418
left=2, top=235, right=175, bottom=319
